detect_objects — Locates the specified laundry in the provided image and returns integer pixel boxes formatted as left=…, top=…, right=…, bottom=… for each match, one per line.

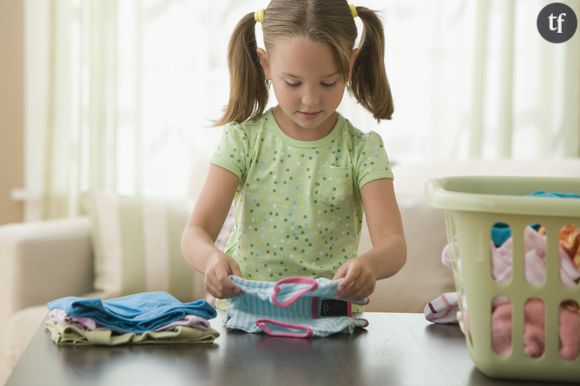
left=45, top=320, right=219, bottom=346
left=490, top=225, right=580, bottom=287
left=153, top=314, right=212, bottom=331
left=426, top=224, right=580, bottom=323
left=560, top=224, right=580, bottom=269
left=48, top=309, right=212, bottom=332
left=47, top=291, right=217, bottom=333
left=491, top=299, right=579, bottom=360
left=225, top=276, right=368, bottom=338
left=425, top=191, right=580, bottom=359
left=424, top=292, right=459, bottom=324
left=48, top=309, right=97, bottom=330
left=46, top=292, right=219, bottom=346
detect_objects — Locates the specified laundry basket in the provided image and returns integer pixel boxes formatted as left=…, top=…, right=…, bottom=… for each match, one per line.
left=425, top=176, right=580, bottom=383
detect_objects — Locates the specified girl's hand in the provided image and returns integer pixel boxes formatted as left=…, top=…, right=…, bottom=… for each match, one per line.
left=204, top=251, right=243, bottom=299
left=333, top=257, right=376, bottom=301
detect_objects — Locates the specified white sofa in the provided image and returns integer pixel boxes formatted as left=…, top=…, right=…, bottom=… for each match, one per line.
left=1, top=159, right=579, bottom=385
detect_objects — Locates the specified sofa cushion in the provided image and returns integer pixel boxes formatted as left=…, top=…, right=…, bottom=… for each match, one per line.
left=87, top=193, right=232, bottom=301
left=363, top=196, right=453, bottom=312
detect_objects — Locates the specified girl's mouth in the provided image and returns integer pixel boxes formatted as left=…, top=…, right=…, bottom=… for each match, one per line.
left=298, top=111, right=321, bottom=120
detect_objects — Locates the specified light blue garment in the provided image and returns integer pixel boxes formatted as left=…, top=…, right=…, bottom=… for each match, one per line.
left=529, top=191, right=580, bottom=199
left=47, top=292, right=217, bottom=333
left=225, top=276, right=368, bottom=338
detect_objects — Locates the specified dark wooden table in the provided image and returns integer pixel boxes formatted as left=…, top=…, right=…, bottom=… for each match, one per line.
left=5, top=312, right=571, bottom=386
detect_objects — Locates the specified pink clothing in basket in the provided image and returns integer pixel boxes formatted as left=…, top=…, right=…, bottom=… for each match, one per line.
left=491, top=226, right=580, bottom=287
left=491, top=299, right=580, bottom=360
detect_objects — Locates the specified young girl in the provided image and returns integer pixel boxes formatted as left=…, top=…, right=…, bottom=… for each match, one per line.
left=181, top=0, right=406, bottom=302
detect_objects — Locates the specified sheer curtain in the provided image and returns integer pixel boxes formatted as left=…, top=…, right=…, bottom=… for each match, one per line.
left=31, top=0, right=579, bottom=219
left=343, top=0, right=579, bottom=161
left=41, top=0, right=241, bottom=217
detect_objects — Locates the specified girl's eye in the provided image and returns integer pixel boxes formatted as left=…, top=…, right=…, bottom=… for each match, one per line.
left=284, top=80, right=337, bottom=88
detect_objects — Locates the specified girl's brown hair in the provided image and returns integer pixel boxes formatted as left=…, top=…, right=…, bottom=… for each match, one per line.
left=215, top=0, right=393, bottom=126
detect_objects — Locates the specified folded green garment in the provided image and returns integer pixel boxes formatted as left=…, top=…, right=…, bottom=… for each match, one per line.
left=45, top=320, right=219, bottom=346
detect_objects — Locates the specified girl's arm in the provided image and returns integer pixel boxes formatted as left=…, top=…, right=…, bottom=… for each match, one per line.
left=181, top=164, right=242, bottom=298
left=334, top=178, right=407, bottom=300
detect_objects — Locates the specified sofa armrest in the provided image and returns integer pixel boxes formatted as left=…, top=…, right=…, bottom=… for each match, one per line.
left=0, top=217, right=94, bottom=317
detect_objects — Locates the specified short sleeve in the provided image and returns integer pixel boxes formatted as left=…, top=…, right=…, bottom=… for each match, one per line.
left=210, top=123, right=250, bottom=180
left=354, top=131, right=394, bottom=189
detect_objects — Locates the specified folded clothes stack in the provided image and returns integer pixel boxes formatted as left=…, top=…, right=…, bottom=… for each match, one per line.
left=45, top=292, right=219, bottom=346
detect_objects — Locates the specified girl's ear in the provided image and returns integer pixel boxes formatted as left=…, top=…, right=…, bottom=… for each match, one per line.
left=348, top=48, right=360, bottom=80
left=256, top=48, right=270, bottom=79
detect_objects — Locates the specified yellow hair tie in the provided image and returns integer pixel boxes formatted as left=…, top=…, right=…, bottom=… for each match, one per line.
left=254, top=9, right=265, bottom=23
left=349, top=4, right=358, bottom=18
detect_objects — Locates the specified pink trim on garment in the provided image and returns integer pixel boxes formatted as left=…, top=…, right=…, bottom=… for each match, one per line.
left=256, top=318, right=314, bottom=338
left=272, top=277, right=318, bottom=307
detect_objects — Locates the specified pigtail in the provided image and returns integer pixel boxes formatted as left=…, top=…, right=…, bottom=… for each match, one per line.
left=214, top=12, right=268, bottom=126
left=350, top=7, right=394, bottom=120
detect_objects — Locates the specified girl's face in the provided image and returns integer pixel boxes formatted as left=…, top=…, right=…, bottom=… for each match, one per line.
left=258, top=36, right=357, bottom=141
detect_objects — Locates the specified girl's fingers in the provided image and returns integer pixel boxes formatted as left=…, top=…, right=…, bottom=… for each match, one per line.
left=333, top=264, right=348, bottom=280
left=206, top=281, right=239, bottom=299
left=217, top=274, right=241, bottom=297
left=229, top=261, right=243, bottom=278
left=205, top=281, right=220, bottom=299
left=224, top=280, right=242, bottom=296
left=206, top=269, right=241, bottom=298
left=339, top=264, right=360, bottom=290
left=340, top=271, right=375, bottom=300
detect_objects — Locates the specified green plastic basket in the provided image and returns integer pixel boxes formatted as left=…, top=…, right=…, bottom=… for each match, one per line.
left=426, top=176, right=580, bottom=383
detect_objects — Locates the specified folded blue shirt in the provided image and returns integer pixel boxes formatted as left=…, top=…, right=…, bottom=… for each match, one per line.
left=47, top=292, right=217, bottom=333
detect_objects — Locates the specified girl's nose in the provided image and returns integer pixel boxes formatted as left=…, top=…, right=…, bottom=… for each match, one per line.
left=301, top=86, right=320, bottom=107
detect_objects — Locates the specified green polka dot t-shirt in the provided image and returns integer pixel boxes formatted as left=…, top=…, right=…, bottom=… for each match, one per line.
left=211, top=108, right=393, bottom=281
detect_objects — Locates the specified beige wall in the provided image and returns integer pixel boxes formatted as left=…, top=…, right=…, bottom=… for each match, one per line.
left=0, top=1, right=24, bottom=224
